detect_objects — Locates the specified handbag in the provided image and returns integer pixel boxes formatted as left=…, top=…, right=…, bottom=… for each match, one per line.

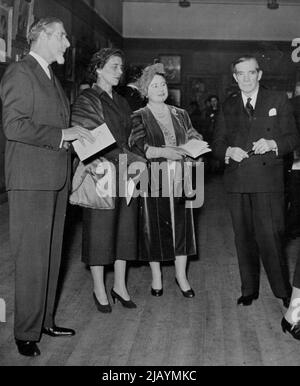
left=69, top=157, right=115, bottom=210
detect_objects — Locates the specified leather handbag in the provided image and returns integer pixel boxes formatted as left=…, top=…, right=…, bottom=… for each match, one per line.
left=69, top=157, right=115, bottom=210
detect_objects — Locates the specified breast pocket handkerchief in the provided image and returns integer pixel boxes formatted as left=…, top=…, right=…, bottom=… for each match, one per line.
left=269, top=108, right=277, bottom=117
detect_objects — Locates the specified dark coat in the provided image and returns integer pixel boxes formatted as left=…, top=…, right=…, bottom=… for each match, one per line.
left=212, top=88, right=300, bottom=193
left=71, top=85, right=143, bottom=265
left=130, top=105, right=200, bottom=261
left=0, top=55, right=70, bottom=190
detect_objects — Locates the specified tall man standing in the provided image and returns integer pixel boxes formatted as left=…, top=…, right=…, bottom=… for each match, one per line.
left=0, top=18, right=93, bottom=357
left=213, top=56, right=300, bottom=308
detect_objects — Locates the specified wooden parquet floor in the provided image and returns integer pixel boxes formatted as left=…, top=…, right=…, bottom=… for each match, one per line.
left=1, top=175, right=300, bottom=366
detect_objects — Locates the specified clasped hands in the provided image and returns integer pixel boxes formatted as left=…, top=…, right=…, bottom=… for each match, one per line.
left=227, top=138, right=277, bottom=163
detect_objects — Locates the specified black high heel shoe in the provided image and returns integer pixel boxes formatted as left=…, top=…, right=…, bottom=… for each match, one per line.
left=151, top=288, right=163, bottom=297
left=93, top=293, right=112, bottom=313
left=175, top=278, right=195, bottom=298
left=111, top=289, right=137, bottom=309
left=281, top=317, right=300, bottom=340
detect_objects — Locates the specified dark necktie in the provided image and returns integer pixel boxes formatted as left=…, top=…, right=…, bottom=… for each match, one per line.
left=245, top=97, right=254, bottom=119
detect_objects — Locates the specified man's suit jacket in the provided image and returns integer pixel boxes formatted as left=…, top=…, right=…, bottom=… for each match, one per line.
left=0, top=55, right=70, bottom=191
left=213, top=87, right=300, bottom=193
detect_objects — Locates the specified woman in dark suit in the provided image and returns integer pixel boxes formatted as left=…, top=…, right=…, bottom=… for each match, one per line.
left=72, top=49, right=141, bottom=312
left=129, top=63, right=202, bottom=298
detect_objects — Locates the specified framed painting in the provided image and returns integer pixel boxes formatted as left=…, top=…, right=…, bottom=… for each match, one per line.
left=0, top=4, right=13, bottom=62
left=159, top=55, right=181, bottom=84
left=187, top=74, right=219, bottom=110
left=260, top=75, right=293, bottom=93
left=13, top=0, right=35, bottom=41
left=168, top=88, right=181, bottom=107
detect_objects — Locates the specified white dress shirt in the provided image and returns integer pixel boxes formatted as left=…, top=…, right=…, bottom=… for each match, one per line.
left=241, top=87, right=259, bottom=109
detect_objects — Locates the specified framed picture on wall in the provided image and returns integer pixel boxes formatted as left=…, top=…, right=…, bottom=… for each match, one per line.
left=187, top=74, right=219, bottom=110
left=0, top=4, right=13, bottom=62
left=13, top=0, right=35, bottom=41
left=168, top=88, right=181, bottom=107
left=159, top=55, right=181, bottom=84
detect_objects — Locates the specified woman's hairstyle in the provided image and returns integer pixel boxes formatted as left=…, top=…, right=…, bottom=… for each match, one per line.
left=86, top=48, right=125, bottom=84
left=28, top=17, right=63, bottom=45
left=137, top=63, right=166, bottom=97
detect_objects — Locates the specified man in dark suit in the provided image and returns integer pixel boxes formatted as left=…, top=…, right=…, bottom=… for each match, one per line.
left=213, top=56, right=300, bottom=308
left=0, top=18, right=93, bottom=357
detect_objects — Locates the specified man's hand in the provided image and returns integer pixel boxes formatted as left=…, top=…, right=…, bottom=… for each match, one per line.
left=252, top=138, right=277, bottom=155
left=226, top=147, right=249, bottom=163
left=62, top=126, right=95, bottom=145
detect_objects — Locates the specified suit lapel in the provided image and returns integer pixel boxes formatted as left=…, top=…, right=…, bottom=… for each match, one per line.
left=24, top=55, right=70, bottom=127
left=53, top=75, right=70, bottom=126
left=230, top=93, right=251, bottom=131
left=253, top=87, right=267, bottom=119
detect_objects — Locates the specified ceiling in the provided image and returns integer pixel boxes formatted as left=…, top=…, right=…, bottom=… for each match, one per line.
left=123, top=0, right=299, bottom=4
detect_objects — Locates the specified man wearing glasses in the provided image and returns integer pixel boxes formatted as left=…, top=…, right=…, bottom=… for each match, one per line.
left=0, top=18, right=93, bottom=357
left=213, top=56, right=300, bottom=309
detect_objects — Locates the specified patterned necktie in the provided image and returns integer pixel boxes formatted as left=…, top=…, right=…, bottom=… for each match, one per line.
left=245, top=97, right=254, bottom=119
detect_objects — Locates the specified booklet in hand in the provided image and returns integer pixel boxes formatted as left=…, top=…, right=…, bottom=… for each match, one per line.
left=73, top=123, right=116, bottom=161
left=169, top=139, right=211, bottom=159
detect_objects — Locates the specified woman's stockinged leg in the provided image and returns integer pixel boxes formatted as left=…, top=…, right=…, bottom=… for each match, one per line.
left=113, top=260, right=131, bottom=301
left=90, top=265, right=109, bottom=305
left=175, top=255, right=191, bottom=291
left=150, top=261, right=163, bottom=290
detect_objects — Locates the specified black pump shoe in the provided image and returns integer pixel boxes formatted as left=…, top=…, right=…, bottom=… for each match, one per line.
left=42, top=325, right=75, bottom=337
left=16, top=340, right=40, bottom=357
left=175, top=279, right=195, bottom=298
left=237, top=292, right=259, bottom=306
left=111, top=289, right=137, bottom=309
left=93, top=293, right=112, bottom=313
left=281, top=317, right=300, bottom=340
left=151, top=288, right=163, bottom=297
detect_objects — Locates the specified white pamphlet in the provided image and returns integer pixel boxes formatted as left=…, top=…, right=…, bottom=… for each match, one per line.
left=73, top=123, right=116, bottom=161
left=168, top=139, right=211, bottom=159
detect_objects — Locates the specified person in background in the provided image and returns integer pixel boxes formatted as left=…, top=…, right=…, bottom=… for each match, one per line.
left=286, top=82, right=300, bottom=239
left=130, top=63, right=202, bottom=298
left=0, top=17, right=94, bottom=357
left=118, top=64, right=146, bottom=112
left=72, top=48, right=143, bottom=313
left=187, top=101, right=203, bottom=136
left=203, top=95, right=222, bottom=174
left=212, top=55, right=300, bottom=309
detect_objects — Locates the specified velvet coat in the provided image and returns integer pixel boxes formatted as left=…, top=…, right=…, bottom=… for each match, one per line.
left=130, top=105, right=200, bottom=261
